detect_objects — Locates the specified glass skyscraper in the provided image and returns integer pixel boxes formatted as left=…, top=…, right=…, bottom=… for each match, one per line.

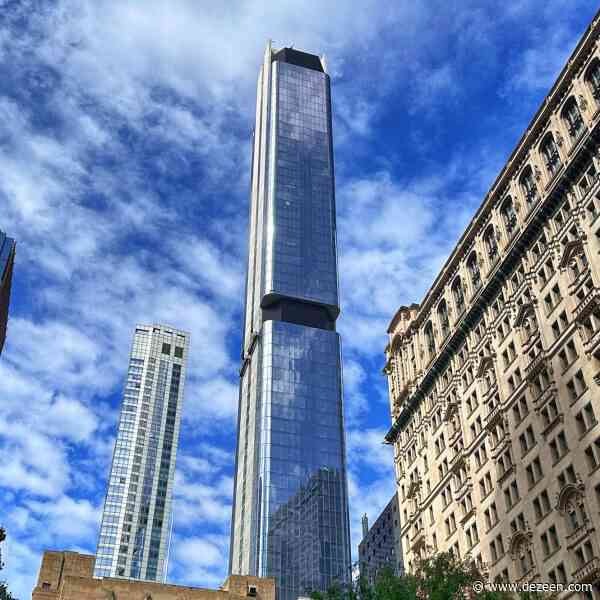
left=229, top=44, right=351, bottom=600
left=0, top=229, right=16, bottom=356
left=94, top=324, right=189, bottom=582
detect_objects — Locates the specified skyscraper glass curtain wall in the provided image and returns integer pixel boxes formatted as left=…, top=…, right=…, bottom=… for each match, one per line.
left=229, top=44, right=351, bottom=600
left=94, top=325, right=189, bottom=582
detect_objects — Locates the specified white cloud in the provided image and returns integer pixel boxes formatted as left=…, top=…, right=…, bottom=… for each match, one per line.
left=1, top=0, right=596, bottom=593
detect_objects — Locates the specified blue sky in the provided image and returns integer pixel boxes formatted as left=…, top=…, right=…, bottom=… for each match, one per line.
left=0, top=0, right=598, bottom=596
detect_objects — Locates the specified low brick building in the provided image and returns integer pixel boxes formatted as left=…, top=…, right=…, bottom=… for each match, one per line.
left=32, top=550, right=276, bottom=600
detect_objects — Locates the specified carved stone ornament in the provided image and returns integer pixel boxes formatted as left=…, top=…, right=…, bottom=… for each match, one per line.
left=579, top=94, right=589, bottom=112
left=495, top=228, right=502, bottom=242
left=555, top=131, right=564, bottom=147
left=534, top=165, right=542, bottom=181
left=514, top=200, right=521, bottom=213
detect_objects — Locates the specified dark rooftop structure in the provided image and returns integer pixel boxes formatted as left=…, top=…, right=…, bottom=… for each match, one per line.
left=273, top=47, right=324, bottom=72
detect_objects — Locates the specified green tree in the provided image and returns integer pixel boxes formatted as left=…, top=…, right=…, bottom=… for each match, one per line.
left=0, top=527, right=18, bottom=600
left=311, top=552, right=555, bottom=600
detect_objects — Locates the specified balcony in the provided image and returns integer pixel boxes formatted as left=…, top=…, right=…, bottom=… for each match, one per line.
left=566, top=520, right=595, bottom=550
left=572, top=556, right=600, bottom=585
left=568, top=266, right=592, bottom=295
left=443, top=400, right=457, bottom=423
left=525, top=350, right=547, bottom=381
left=498, top=464, right=516, bottom=485
left=484, top=404, right=502, bottom=431
left=520, top=328, right=540, bottom=354
left=455, top=479, right=472, bottom=502
left=460, top=506, right=476, bottom=526
left=583, top=328, right=600, bottom=358
left=515, top=567, right=540, bottom=586
left=410, top=528, right=426, bottom=553
left=532, top=383, right=557, bottom=408
left=448, top=427, right=463, bottom=448
left=574, top=287, right=600, bottom=323
left=407, top=478, right=422, bottom=499
left=450, top=448, right=465, bottom=470
left=491, top=433, right=510, bottom=460
left=541, top=411, right=564, bottom=439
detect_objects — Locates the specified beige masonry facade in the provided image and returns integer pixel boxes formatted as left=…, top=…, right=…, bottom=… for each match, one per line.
left=384, top=10, right=600, bottom=598
left=32, top=550, right=276, bottom=600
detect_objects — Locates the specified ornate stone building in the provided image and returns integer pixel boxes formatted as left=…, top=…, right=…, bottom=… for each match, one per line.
left=384, top=11, right=600, bottom=597
left=32, top=550, right=275, bottom=600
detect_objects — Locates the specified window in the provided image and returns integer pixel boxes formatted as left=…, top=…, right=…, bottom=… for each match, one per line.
left=519, top=426, right=535, bottom=457
left=174, top=346, right=184, bottom=358
left=424, top=321, right=435, bottom=356
left=452, top=277, right=465, bottom=313
left=541, top=133, right=561, bottom=176
left=575, top=403, right=597, bottom=437
left=438, top=300, right=450, bottom=338
left=162, top=343, right=171, bottom=355
left=467, top=252, right=481, bottom=291
left=489, top=534, right=505, bottom=564
left=544, top=283, right=562, bottom=315
left=540, top=398, right=560, bottom=432
left=586, top=58, right=600, bottom=101
left=533, top=490, right=552, bottom=522
left=566, top=369, right=588, bottom=403
left=501, top=197, right=517, bottom=234
left=512, top=396, right=528, bottom=426
left=504, top=480, right=520, bottom=511
left=562, top=96, right=585, bottom=140
left=484, top=225, right=498, bottom=261
left=484, top=502, right=498, bottom=531
left=525, top=456, right=543, bottom=488
left=549, top=430, right=569, bottom=464
left=540, top=525, right=560, bottom=557
left=585, top=437, right=600, bottom=472
left=520, top=166, right=538, bottom=205
left=548, top=563, right=567, bottom=585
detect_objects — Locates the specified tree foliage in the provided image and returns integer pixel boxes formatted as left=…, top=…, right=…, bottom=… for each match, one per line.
left=0, top=527, right=18, bottom=600
left=311, top=553, right=554, bottom=600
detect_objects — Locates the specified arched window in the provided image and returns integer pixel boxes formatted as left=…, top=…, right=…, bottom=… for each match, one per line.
left=438, top=299, right=450, bottom=338
left=558, top=487, right=588, bottom=535
left=562, top=97, right=585, bottom=140
left=467, top=252, right=481, bottom=290
left=424, top=321, right=435, bottom=355
left=452, top=277, right=465, bottom=314
left=585, top=58, right=600, bottom=101
left=520, top=166, right=538, bottom=205
left=484, top=225, right=498, bottom=261
left=501, top=196, right=517, bottom=234
left=540, top=133, right=561, bottom=176
left=510, top=533, right=536, bottom=579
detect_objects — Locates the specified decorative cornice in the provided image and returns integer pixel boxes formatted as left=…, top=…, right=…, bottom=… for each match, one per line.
left=385, top=120, right=600, bottom=444
left=385, top=10, right=600, bottom=334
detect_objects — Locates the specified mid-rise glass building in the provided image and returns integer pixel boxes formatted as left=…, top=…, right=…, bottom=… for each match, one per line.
left=229, top=44, right=351, bottom=600
left=94, top=324, right=189, bottom=582
left=0, top=229, right=16, bottom=356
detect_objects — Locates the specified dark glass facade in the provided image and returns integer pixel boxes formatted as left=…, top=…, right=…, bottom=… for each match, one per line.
left=0, top=230, right=16, bottom=356
left=230, top=45, right=351, bottom=600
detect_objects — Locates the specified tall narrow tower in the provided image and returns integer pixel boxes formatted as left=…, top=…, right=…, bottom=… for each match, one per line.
left=94, top=324, right=189, bottom=582
left=229, top=44, right=351, bottom=600
left=0, top=229, right=16, bottom=356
